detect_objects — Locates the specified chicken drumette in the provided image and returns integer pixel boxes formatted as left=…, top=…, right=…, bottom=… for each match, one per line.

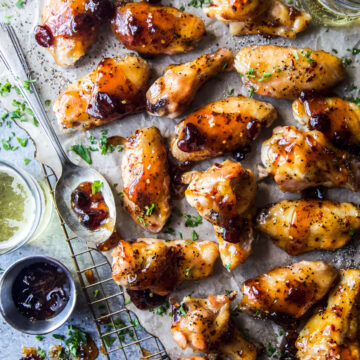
left=293, top=96, right=360, bottom=151
left=111, top=238, right=219, bottom=296
left=182, top=160, right=257, bottom=270
left=296, top=269, right=360, bottom=359
left=239, top=261, right=338, bottom=321
left=205, top=0, right=311, bottom=39
left=146, top=48, right=234, bottom=119
left=54, top=56, right=150, bottom=130
left=257, top=199, right=360, bottom=255
left=235, top=45, right=345, bottom=99
left=171, top=292, right=257, bottom=360
left=35, top=0, right=113, bottom=67
left=171, top=96, right=277, bottom=162
left=111, top=2, right=205, bottom=55
left=121, top=127, right=171, bottom=233
left=261, top=126, right=360, bottom=193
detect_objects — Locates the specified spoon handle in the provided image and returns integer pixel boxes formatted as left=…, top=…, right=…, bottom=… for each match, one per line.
left=0, top=23, right=71, bottom=168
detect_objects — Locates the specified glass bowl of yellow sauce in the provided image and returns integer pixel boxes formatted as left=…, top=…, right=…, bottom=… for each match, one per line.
left=0, top=161, right=52, bottom=254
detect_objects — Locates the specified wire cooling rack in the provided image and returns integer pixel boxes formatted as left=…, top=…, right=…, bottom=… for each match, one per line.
left=41, top=164, right=169, bottom=360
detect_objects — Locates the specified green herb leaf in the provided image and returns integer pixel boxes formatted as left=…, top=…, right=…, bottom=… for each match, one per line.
left=145, top=203, right=156, bottom=216
left=24, top=158, right=31, bottom=165
left=178, top=304, right=187, bottom=316
left=185, top=267, right=191, bottom=277
left=103, top=335, right=116, bottom=347
left=137, top=216, right=146, bottom=226
left=192, top=230, right=198, bottom=241
left=224, top=264, right=231, bottom=272
left=184, top=213, right=202, bottom=227
left=15, top=0, right=24, bottom=8
left=52, top=334, right=65, bottom=341
left=44, top=99, right=51, bottom=106
left=248, top=87, right=254, bottom=98
left=93, top=289, right=99, bottom=298
left=292, top=50, right=299, bottom=60
left=35, top=335, right=44, bottom=341
left=258, top=73, right=272, bottom=82
left=91, top=180, right=103, bottom=194
left=70, top=144, right=92, bottom=164
left=16, top=137, right=28, bottom=147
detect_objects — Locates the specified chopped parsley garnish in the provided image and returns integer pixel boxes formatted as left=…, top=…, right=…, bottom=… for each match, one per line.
left=69, top=144, right=92, bottom=164
left=137, top=216, right=146, bottom=226
left=44, top=99, right=51, bottom=106
left=228, top=88, right=234, bottom=96
left=258, top=73, right=272, bottom=82
left=35, top=335, right=44, bottom=341
left=245, top=68, right=256, bottom=77
left=178, top=304, right=187, bottom=316
left=332, top=49, right=338, bottom=54
left=267, top=341, right=276, bottom=357
left=103, top=335, right=116, bottom=347
left=24, top=158, right=31, bottom=165
left=349, top=228, right=356, bottom=236
left=93, top=289, right=99, bottom=298
left=23, top=79, right=36, bottom=93
left=352, top=48, right=360, bottom=55
left=178, top=231, right=183, bottom=239
left=292, top=50, right=299, bottom=60
left=248, top=87, right=255, bottom=98
left=164, top=227, right=175, bottom=235
left=185, top=240, right=193, bottom=245
left=192, top=230, right=198, bottom=241
left=224, top=264, right=231, bottom=272
left=124, top=298, right=131, bottom=305
left=15, top=0, right=24, bottom=8
left=184, top=213, right=202, bottom=227
left=52, top=334, right=66, bottom=341
left=91, top=180, right=103, bottom=194
left=188, top=0, right=211, bottom=8
left=145, top=203, right=156, bottom=216
left=16, top=137, right=27, bottom=147
left=156, top=302, right=169, bottom=316
left=341, top=57, right=353, bottom=66
left=185, top=267, right=191, bottom=277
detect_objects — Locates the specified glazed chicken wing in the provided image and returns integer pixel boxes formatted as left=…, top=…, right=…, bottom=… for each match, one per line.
left=228, top=1, right=311, bottom=38
left=183, top=160, right=257, bottom=270
left=296, top=269, right=360, bottom=360
left=111, top=2, right=205, bottom=55
left=171, top=292, right=256, bottom=360
left=35, top=0, right=113, bottom=67
left=261, top=126, right=360, bottom=193
left=235, top=45, right=345, bottom=99
left=257, top=199, right=360, bottom=255
left=54, top=56, right=150, bottom=131
left=111, top=239, right=219, bottom=296
left=146, top=48, right=234, bottom=119
left=239, top=261, right=338, bottom=321
left=293, top=97, right=360, bottom=150
left=171, top=96, right=277, bottom=162
left=121, top=127, right=171, bottom=233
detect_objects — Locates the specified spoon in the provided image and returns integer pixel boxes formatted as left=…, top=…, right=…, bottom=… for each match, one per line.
left=0, top=24, right=116, bottom=246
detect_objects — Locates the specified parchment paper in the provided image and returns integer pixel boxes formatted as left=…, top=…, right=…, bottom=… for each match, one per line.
left=1, top=1, right=360, bottom=358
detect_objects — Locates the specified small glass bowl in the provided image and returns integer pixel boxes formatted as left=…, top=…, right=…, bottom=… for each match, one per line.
left=0, top=256, right=76, bottom=334
left=0, top=160, right=52, bottom=255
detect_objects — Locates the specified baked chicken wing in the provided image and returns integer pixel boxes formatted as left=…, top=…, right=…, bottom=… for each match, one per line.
left=54, top=56, right=150, bottom=131
left=296, top=269, right=360, bottom=360
left=146, top=48, right=234, bottom=119
left=183, top=160, right=257, bottom=270
left=35, top=0, right=113, bottom=67
left=235, top=45, right=345, bottom=99
left=111, top=239, right=219, bottom=295
left=121, top=127, right=171, bottom=233
left=111, top=2, right=205, bottom=55
left=257, top=199, right=360, bottom=255
left=239, top=261, right=338, bottom=321
left=171, top=292, right=257, bottom=359
left=293, top=96, right=360, bottom=151
left=261, top=126, right=360, bottom=193
left=171, top=96, right=277, bottom=162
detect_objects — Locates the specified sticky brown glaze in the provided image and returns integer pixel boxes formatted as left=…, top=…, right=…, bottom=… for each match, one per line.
left=111, top=2, right=205, bottom=55
left=257, top=199, right=360, bottom=255
left=54, top=56, right=150, bottom=131
left=261, top=126, right=360, bottom=193
left=228, top=0, right=311, bottom=38
left=35, top=0, right=113, bottom=67
left=296, top=269, right=360, bottom=360
left=171, top=292, right=256, bottom=360
left=111, top=239, right=219, bottom=296
left=239, top=261, right=338, bottom=320
left=235, top=45, right=345, bottom=99
left=121, top=127, right=171, bottom=233
left=146, top=48, right=234, bottom=119
left=293, top=97, right=360, bottom=151
left=183, top=160, right=257, bottom=270
left=171, top=96, right=277, bottom=162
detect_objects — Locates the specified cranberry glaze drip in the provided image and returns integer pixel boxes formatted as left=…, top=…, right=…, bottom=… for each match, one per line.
left=71, top=181, right=109, bottom=231
left=177, top=123, right=206, bottom=152
left=127, top=289, right=167, bottom=310
left=222, top=216, right=250, bottom=244
left=12, top=262, right=70, bottom=321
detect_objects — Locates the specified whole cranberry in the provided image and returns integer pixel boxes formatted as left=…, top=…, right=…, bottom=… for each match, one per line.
left=177, top=123, right=206, bottom=152
left=87, top=92, right=118, bottom=119
left=34, top=25, right=53, bottom=48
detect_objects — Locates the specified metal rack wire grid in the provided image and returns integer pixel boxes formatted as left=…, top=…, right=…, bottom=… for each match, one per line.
left=41, top=163, right=169, bottom=360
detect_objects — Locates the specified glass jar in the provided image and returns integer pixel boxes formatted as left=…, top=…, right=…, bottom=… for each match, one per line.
left=301, top=0, right=360, bottom=25
left=0, top=161, right=53, bottom=254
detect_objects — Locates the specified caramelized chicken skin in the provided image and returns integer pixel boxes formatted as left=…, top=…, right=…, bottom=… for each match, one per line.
left=121, top=127, right=171, bottom=233
left=183, top=160, right=257, bottom=270
left=228, top=1, right=311, bottom=38
left=111, top=2, right=205, bottom=55
left=146, top=49, right=234, bottom=119
left=111, top=239, right=219, bottom=296
left=239, top=261, right=338, bottom=320
left=293, top=97, right=360, bottom=150
left=235, top=45, right=345, bottom=99
left=35, top=0, right=113, bottom=67
left=257, top=199, right=360, bottom=255
left=54, top=56, right=150, bottom=130
left=171, top=96, right=277, bottom=162
left=171, top=292, right=256, bottom=360
left=296, top=269, right=360, bottom=360
left=261, top=126, right=360, bottom=193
